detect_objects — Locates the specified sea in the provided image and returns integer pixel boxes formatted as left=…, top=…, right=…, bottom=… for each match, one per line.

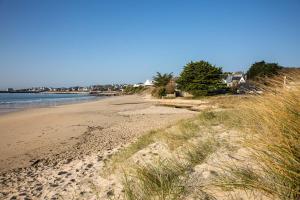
left=0, top=93, right=103, bottom=114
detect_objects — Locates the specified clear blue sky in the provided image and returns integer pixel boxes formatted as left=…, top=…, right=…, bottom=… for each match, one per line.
left=0, top=0, right=299, bottom=89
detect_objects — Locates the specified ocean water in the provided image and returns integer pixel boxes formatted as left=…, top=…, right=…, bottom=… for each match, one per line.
left=0, top=93, right=102, bottom=114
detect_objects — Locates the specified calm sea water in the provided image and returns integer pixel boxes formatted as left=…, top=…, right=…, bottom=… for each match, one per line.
left=0, top=93, right=102, bottom=114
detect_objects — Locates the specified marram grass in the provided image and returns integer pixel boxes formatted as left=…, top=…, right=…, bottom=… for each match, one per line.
left=216, top=71, right=300, bottom=199
left=123, top=137, right=219, bottom=200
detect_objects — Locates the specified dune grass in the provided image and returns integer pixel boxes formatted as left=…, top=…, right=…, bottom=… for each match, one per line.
left=123, top=158, right=187, bottom=200
left=102, top=119, right=203, bottom=175
left=102, top=129, right=158, bottom=175
left=122, top=137, right=220, bottom=200
left=184, top=137, right=219, bottom=166
left=215, top=71, right=300, bottom=199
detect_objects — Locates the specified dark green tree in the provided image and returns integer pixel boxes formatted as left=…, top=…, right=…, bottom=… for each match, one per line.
left=247, top=61, right=282, bottom=80
left=153, top=72, right=173, bottom=87
left=176, top=61, right=226, bottom=96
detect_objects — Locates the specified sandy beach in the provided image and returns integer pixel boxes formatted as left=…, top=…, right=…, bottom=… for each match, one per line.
left=0, top=95, right=196, bottom=199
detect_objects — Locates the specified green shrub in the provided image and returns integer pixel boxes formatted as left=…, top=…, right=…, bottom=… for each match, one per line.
left=176, top=60, right=226, bottom=97
left=246, top=60, right=282, bottom=80
left=151, top=87, right=166, bottom=98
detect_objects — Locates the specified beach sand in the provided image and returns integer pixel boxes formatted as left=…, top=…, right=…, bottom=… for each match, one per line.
left=0, top=95, right=196, bottom=199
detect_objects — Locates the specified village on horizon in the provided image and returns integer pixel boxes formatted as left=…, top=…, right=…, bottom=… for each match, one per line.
left=0, top=71, right=247, bottom=94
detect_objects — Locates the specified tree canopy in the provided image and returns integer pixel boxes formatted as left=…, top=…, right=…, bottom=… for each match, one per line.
left=247, top=61, right=282, bottom=80
left=153, top=72, right=173, bottom=87
left=176, top=61, right=226, bottom=96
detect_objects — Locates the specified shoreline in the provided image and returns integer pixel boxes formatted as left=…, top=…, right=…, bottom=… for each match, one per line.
left=0, top=93, right=107, bottom=116
left=0, top=91, right=90, bottom=94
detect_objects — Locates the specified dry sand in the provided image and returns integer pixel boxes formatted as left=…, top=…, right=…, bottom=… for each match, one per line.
left=0, top=95, right=196, bottom=199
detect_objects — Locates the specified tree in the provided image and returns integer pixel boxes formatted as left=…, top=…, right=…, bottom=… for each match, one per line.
left=247, top=61, right=282, bottom=80
left=176, top=61, right=226, bottom=96
left=153, top=72, right=173, bottom=87
left=151, top=87, right=166, bottom=98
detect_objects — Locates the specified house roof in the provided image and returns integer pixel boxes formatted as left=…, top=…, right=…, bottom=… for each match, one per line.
left=232, top=76, right=242, bottom=81
left=226, top=74, right=246, bottom=83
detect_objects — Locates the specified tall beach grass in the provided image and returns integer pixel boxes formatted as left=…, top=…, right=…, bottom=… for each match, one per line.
left=217, top=70, right=300, bottom=199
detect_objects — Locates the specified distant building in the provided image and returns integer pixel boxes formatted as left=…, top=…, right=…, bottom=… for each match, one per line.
left=144, top=80, right=154, bottom=86
left=79, top=87, right=89, bottom=92
left=133, top=83, right=143, bottom=88
left=224, top=73, right=247, bottom=87
left=7, top=88, right=14, bottom=92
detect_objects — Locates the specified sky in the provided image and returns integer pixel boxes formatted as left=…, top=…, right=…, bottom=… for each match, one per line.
left=0, top=0, right=300, bottom=89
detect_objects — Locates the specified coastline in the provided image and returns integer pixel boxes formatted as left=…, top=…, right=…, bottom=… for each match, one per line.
left=0, top=95, right=124, bottom=171
left=0, top=95, right=196, bottom=199
left=0, top=93, right=105, bottom=116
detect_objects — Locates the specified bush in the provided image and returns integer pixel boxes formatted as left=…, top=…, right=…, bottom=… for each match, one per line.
left=151, top=87, right=166, bottom=98
left=176, top=60, right=226, bottom=96
left=246, top=60, right=282, bottom=80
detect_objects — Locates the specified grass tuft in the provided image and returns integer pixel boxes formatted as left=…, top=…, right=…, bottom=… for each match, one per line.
left=122, top=137, right=220, bottom=200
left=123, top=158, right=187, bottom=200
left=184, top=137, right=219, bottom=167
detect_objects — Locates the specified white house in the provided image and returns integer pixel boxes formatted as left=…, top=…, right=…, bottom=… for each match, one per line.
left=144, top=79, right=154, bottom=86
left=225, top=73, right=247, bottom=87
